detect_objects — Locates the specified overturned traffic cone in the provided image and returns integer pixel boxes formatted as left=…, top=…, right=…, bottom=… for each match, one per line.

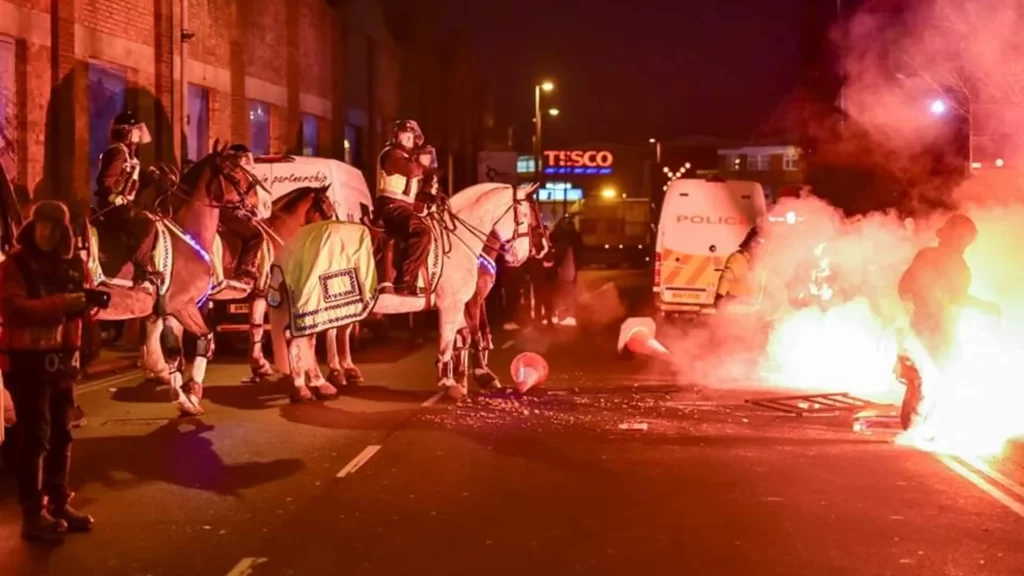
left=617, top=317, right=674, bottom=362
left=510, top=352, right=549, bottom=394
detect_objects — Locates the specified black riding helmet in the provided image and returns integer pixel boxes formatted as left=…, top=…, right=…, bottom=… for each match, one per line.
left=391, top=120, right=424, bottom=148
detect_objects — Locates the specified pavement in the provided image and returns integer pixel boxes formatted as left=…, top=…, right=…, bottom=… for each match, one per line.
left=1, top=270, right=1023, bottom=575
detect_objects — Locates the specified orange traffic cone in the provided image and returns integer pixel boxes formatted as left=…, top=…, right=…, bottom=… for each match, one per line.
left=510, top=352, right=549, bottom=394
left=617, top=317, right=673, bottom=362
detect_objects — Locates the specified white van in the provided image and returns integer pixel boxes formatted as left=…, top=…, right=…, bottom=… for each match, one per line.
left=214, top=155, right=374, bottom=338
left=654, top=178, right=767, bottom=316
left=247, top=155, right=373, bottom=223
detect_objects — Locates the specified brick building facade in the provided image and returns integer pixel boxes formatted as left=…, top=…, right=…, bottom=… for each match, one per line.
left=0, top=0, right=343, bottom=217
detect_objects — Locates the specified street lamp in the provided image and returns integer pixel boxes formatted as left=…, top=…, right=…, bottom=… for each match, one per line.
left=548, top=108, right=560, bottom=117
left=600, top=187, right=617, bottom=199
left=929, top=99, right=947, bottom=116
left=535, top=80, right=555, bottom=182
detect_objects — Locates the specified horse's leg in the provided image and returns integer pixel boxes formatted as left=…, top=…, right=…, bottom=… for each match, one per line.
left=436, top=303, right=467, bottom=399
left=325, top=327, right=344, bottom=388
left=305, top=333, right=338, bottom=401
left=247, top=296, right=274, bottom=380
left=161, top=316, right=202, bottom=416
left=140, top=315, right=170, bottom=382
left=472, top=299, right=501, bottom=389
left=453, top=326, right=471, bottom=392
left=285, top=329, right=316, bottom=403
left=185, top=331, right=214, bottom=402
left=336, top=325, right=363, bottom=386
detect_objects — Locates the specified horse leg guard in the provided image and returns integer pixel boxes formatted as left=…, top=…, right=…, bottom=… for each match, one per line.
left=184, top=336, right=213, bottom=401
left=161, top=323, right=201, bottom=416
left=473, top=347, right=501, bottom=389
left=453, top=327, right=471, bottom=387
left=437, top=356, right=466, bottom=400
left=249, top=325, right=274, bottom=379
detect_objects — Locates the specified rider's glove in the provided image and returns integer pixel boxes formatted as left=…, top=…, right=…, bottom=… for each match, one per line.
left=110, top=194, right=128, bottom=207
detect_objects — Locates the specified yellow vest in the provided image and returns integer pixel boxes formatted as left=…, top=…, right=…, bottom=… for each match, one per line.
left=716, top=251, right=761, bottom=301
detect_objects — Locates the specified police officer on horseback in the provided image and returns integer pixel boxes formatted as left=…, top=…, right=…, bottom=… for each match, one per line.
left=376, top=120, right=431, bottom=296
left=94, top=111, right=161, bottom=287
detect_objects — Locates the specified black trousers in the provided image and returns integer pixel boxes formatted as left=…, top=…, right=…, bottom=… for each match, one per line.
left=377, top=197, right=430, bottom=286
left=101, top=204, right=157, bottom=265
left=221, top=210, right=263, bottom=277
left=4, top=364, right=75, bottom=512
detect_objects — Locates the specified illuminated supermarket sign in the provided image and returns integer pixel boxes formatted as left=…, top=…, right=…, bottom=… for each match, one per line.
left=543, top=150, right=614, bottom=175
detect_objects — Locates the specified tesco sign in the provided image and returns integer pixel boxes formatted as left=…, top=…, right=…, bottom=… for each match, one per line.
left=542, top=150, right=614, bottom=175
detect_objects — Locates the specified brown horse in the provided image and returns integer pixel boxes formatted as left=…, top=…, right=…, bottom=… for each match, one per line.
left=240, top=185, right=339, bottom=379
left=96, top=141, right=262, bottom=416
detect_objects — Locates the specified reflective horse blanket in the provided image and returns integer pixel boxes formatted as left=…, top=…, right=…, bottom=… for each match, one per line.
left=267, top=221, right=377, bottom=337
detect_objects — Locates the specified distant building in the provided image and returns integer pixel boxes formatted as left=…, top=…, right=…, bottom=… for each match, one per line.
left=717, top=144, right=805, bottom=202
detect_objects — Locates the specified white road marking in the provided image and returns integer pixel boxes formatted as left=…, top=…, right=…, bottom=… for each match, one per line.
left=78, top=370, right=145, bottom=394
left=938, top=455, right=1024, bottom=519
left=337, top=445, right=382, bottom=478
left=421, top=391, right=444, bottom=407
left=225, top=557, right=268, bottom=576
left=962, top=456, right=1024, bottom=501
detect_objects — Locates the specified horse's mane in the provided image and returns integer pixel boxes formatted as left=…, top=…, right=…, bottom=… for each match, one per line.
left=448, top=183, right=511, bottom=214
left=178, top=151, right=218, bottom=192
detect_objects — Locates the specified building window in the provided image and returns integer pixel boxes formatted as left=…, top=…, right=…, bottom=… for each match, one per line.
left=783, top=152, right=799, bottom=171
left=0, top=36, right=16, bottom=178
left=728, top=155, right=741, bottom=171
left=345, top=123, right=362, bottom=167
left=186, top=84, right=209, bottom=161
left=248, top=100, right=270, bottom=155
left=301, top=114, right=318, bottom=156
left=517, top=156, right=536, bottom=174
left=88, top=61, right=127, bottom=202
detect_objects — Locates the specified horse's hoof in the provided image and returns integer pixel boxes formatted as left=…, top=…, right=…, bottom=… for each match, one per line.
left=290, top=386, right=315, bottom=403
left=343, top=367, right=365, bottom=386
left=326, top=369, right=346, bottom=389
left=312, top=382, right=339, bottom=400
left=177, top=397, right=203, bottom=417
left=182, top=379, right=204, bottom=400
left=250, top=360, right=274, bottom=378
left=439, top=378, right=467, bottom=400
left=473, top=369, right=501, bottom=390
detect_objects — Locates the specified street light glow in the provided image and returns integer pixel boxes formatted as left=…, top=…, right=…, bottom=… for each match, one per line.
left=649, top=138, right=656, bottom=143
left=540, top=81, right=554, bottom=92
left=930, top=99, right=947, bottom=115
left=996, top=158, right=1005, bottom=167
left=548, top=108, right=560, bottom=116
left=601, top=187, right=617, bottom=199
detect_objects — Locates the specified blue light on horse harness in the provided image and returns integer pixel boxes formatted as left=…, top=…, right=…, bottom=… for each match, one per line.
left=174, top=226, right=215, bottom=307
left=478, top=254, right=496, bottom=276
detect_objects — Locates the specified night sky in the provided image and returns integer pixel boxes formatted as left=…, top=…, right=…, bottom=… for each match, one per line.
left=457, top=0, right=807, bottom=146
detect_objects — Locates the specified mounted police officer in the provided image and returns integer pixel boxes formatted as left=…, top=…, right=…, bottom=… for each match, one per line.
left=94, top=111, right=161, bottom=287
left=376, top=120, right=431, bottom=296
left=220, top=144, right=265, bottom=285
left=1, top=201, right=107, bottom=541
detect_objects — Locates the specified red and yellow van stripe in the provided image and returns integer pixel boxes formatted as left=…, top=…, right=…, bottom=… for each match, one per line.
left=659, top=249, right=725, bottom=290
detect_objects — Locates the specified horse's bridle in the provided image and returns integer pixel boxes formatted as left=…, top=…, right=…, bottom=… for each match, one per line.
left=443, top=185, right=549, bottom=261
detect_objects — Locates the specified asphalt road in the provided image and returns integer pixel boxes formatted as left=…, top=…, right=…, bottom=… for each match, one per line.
left=2, top=270, right=1023, bottom=575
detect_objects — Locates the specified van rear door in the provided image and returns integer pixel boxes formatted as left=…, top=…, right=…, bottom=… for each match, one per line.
left=656, top=180, right=765, bottom=311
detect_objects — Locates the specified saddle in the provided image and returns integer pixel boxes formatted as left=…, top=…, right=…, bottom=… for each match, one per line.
left=363, top=214, right=438, bottom=292
left=87, top=210, right=172, bottom=293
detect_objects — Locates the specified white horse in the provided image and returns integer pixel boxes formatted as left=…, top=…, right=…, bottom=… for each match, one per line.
left=268, top=182, right=545, bottom=400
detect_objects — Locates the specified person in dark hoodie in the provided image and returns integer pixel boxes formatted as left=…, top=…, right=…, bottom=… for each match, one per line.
left=0, top=201, right=103, bottom=541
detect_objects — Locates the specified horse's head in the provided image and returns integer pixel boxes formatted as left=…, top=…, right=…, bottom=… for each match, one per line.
left=177, top=140, right=266, bottom=218
left=494, top=183, right=549, bottom=267
left=307, top=185, right=337, bottom=223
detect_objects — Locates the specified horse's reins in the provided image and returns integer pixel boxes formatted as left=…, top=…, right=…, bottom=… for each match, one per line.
left=431, top=186, right=543, bottom=262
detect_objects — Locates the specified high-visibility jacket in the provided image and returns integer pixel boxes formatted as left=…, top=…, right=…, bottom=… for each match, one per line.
left=716, top=250, right=761, bottom=303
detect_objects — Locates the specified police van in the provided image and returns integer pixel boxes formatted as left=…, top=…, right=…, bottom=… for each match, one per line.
left=653, top=178, right=767, bottom=317
left=212, top=155, right=373, bottom=339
